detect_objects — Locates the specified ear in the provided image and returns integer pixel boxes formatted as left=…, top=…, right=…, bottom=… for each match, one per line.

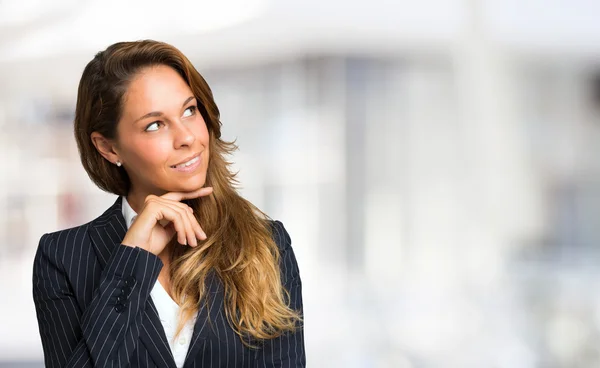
left=90, top=132, right=121, bottom=165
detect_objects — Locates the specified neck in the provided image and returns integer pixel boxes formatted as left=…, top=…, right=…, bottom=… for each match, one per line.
left=125, top=185, right=166, bottom=214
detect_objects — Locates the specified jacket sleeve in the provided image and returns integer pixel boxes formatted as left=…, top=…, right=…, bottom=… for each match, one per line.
left=32, top=232, right=163, bottom=368
left=255, top=221, right=306, bottom=367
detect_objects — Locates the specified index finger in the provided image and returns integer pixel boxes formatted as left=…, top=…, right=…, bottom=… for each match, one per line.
left=161, top=186, right=213, bottom=202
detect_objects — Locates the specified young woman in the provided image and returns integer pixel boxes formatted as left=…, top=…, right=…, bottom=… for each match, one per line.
left=32, top=40, right=305, bottom=368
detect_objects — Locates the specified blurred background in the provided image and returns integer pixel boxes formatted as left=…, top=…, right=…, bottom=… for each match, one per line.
left=2, top=0, right=600, bottom=367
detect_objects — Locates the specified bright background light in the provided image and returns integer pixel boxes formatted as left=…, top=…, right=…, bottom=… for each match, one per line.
left=2, top=1, right=600, bottom=367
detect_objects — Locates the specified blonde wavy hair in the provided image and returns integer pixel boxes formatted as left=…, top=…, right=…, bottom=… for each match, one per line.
left=73, top=40, right=301, bottom=345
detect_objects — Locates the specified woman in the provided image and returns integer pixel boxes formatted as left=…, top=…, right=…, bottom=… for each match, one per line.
left=32, top=40, right=305, bottom=368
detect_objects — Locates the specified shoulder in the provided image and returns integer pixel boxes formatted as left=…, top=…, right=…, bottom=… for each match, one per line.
left=35, top=221, right=94, bottom=268
left=35, top=196, right=121, bottom=264
left=267, top=219, right=292, bottom=252
left=39, top=221, right=94, bottom=248
left=266, top=220, right=301, bottom=285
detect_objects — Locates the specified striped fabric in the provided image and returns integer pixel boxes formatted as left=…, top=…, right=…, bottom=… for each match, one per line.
left=32, top=196, right=305, bottom=367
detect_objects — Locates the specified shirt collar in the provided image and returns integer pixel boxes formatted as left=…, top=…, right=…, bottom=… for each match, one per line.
left=121, top=196, right=138, bottom=230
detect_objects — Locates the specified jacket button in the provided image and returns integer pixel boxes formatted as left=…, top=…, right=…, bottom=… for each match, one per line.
left=122, top=286, right=132, bottom=296
left=114, top=304, right=126, bottom=313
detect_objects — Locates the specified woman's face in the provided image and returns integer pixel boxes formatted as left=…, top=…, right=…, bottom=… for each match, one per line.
left=113, top=65, right=210, bottom=197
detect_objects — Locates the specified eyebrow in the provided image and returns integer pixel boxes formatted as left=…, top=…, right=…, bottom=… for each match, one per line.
left=133, top=96, right=196, bottom=124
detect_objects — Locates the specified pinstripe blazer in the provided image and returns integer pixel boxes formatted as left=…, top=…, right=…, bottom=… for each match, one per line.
left=32, top=196, right=305, bottom=368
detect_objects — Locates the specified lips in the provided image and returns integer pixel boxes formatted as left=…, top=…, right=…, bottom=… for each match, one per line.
left=171, top=153, right=200, bottom=168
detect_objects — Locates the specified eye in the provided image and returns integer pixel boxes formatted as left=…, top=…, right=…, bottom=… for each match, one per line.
left=145, top=121, right=161, bottom=132
left=183, top=105, right=197, bottom=118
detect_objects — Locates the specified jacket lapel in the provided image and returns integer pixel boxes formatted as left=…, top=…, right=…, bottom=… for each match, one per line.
left=183, top=272, right=225, bottom=368
left=140, top=300, right=178, bottom=368
left=88, top=196, right=177, bottom=368
left=88, top=196, right=126, bottom=269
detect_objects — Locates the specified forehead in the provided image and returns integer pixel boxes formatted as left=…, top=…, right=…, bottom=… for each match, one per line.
left=122, top=65, right=193, bottom=114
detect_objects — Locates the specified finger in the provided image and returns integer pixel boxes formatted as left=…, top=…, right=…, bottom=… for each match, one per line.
left=168, top=201, right=206, bottom=241
left=179, top=205, right=198, bottom=246
left=155, top=205, right=188, bottom=246
left=158, top=200, right=198, bottom=247
left=146, top=195, right=204, bottom=246
left=161, top=198, right=206, bottom=245
left=185, top=206, right=206, bottom=240
left=162, top=186, right=213, bottom=202
left=160, top=200, right=203, bottom=245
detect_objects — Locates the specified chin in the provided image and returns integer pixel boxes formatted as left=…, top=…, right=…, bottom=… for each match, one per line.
left=171, top=173, right=207, bottom=192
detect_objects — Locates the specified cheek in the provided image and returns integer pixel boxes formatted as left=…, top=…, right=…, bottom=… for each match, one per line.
left=127, top=139, right=171, bottom=168
left=195, top=119, right=210, bottom=144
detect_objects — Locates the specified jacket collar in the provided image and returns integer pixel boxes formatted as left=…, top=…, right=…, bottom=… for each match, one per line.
left=89, top=196, right=126, bottom=269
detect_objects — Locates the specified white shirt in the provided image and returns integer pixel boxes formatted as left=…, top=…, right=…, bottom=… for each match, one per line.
left=122, top=197, right=196, bottom=368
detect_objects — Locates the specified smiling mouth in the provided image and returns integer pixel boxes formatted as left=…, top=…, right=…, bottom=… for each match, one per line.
left=170, top=155, right=200, bottom=169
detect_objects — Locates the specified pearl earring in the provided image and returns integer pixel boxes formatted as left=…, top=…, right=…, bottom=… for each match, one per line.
left=116, top=161, right=122, bottom=167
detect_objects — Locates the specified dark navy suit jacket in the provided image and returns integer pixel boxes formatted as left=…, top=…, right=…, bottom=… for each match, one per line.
left=32, top=196, right=305, bottom=367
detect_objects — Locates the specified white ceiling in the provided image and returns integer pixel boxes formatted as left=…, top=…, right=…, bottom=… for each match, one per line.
left=1, top=0, right=598, bottom=63
left=0, top=0, right=600, bottom=97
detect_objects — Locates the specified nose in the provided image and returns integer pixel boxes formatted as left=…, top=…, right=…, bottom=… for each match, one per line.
left=173, top=121, right=195, bottom=148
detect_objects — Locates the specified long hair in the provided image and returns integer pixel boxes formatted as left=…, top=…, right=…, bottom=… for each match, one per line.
left=73, top=40, right=301, bottom=345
